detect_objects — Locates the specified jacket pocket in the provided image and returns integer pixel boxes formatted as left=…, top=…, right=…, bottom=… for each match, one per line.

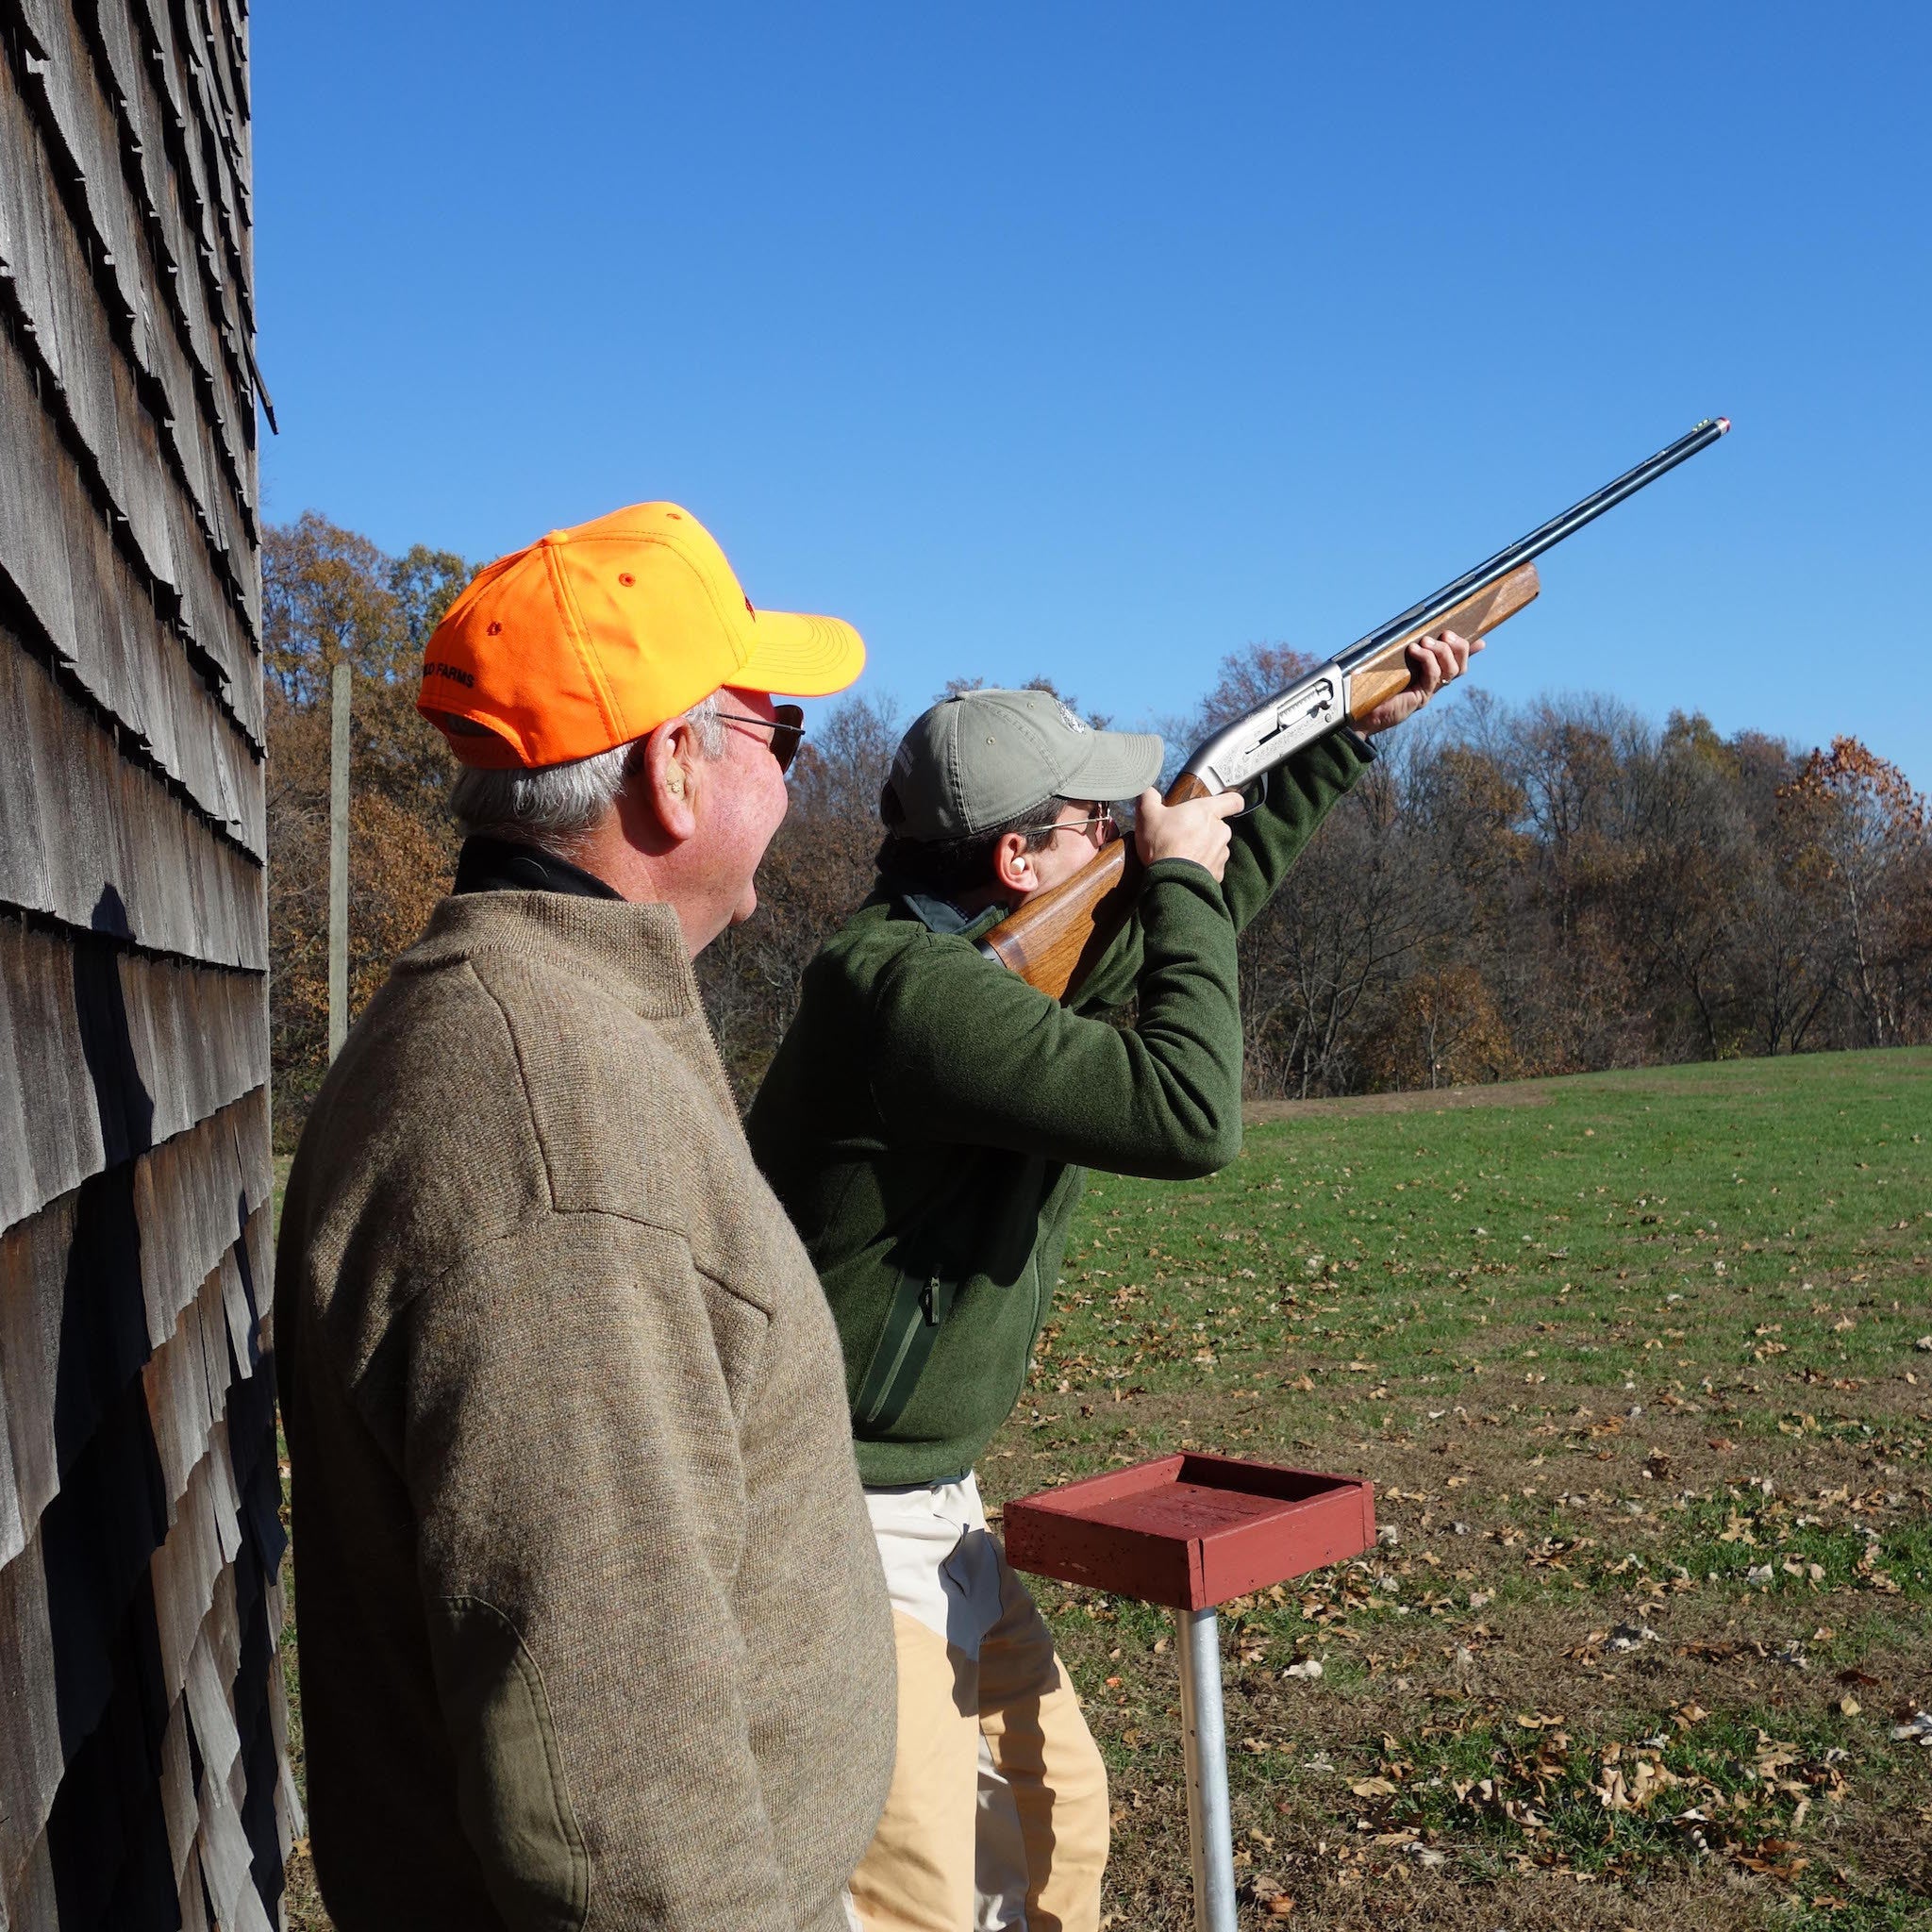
left=852, top=1268, right=956, bottom=1434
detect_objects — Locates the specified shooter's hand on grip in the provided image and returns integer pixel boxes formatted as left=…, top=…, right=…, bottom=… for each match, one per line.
left=1133, top=787, right=1246, bottom=882
left=1355, top=628, right=1483, bottom=735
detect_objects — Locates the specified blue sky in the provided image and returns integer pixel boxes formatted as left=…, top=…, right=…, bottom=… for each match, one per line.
left=254, top=4, right=1929, bottom=778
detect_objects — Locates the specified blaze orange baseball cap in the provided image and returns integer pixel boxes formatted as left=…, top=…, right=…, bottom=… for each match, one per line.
left=417, top=501, right=866, bottom=769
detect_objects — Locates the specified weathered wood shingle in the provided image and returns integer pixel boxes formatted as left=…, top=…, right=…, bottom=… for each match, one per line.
left=0, top=333, right=266, bottom=821
left=2, top=5, right=263, bottom=656
left=0, top=0, right=286, bottom=1923
left=0, top=630, right=266, bottom=967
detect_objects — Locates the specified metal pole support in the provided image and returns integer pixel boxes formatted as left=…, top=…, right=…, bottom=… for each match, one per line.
left=1175, top=1605, right=1237, bottom=1932
left=328, top=660, right=352, bottom=1061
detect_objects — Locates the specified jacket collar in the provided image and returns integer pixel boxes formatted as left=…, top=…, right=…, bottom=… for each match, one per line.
left=875, top=876, right=1008, bottom=944
left=453, top=835, right=622, bottom=901
left=400, top=890, right=701, bottom=1021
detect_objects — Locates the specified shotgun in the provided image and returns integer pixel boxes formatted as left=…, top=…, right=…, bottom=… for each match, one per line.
left=979, top=417, right=1732, bottom=999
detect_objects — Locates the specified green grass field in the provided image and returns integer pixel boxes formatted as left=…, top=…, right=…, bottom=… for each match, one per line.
left=275, top=1046, right=1932, bottom=1928
left=987, top=1047, right=1932, bottom=1929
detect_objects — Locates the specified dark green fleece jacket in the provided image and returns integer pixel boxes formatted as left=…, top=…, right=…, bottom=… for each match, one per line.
left=746, top=733, right=1371, bottom=1486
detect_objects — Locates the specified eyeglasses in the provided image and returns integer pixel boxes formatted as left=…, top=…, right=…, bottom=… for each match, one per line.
left=715, top=704, right=806, bottom=774
left=1050, top=804, right=1119, bottom=848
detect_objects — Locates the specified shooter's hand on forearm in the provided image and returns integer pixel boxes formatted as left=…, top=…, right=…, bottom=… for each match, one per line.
left=1357, top=629, right=1483, bottom=735
left=1133, top=787, right=1246, bottom=882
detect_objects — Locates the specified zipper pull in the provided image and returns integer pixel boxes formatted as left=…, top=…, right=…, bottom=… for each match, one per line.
left=920, top=1276, right=943, bottom=1325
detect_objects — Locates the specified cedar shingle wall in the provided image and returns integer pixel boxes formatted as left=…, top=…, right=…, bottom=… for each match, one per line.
left=0, top=0, right=293, bottom=1924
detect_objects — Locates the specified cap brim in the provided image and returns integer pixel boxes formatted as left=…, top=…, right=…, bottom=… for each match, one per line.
left=1059, top=728, right=1165, bottom=804
left=737, top=609, right=866, bottom=700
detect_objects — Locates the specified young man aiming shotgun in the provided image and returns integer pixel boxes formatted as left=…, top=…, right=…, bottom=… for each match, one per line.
left=745, top=633, right=1471, bottom=1932
left=751, top=419, right=1730, bottom=1931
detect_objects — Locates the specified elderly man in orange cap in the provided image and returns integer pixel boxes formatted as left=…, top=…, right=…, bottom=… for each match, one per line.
left=275, top=505, right=895, bottom=1932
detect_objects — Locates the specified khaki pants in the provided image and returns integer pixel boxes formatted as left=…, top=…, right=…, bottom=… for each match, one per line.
left=848, top=1475, right=1108, bottom=1932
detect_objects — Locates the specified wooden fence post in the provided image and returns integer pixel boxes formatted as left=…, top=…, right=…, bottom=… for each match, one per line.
left=330, top=659, right=352, bottom=1058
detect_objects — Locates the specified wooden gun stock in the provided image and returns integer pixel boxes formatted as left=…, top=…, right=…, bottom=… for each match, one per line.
left=980, top=562, right=1540, bottom=1001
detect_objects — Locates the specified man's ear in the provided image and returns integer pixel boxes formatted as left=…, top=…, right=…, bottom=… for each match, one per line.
left=639, top=719, right=700, bottom=842
left=992, top=831, right=1039, bottom=898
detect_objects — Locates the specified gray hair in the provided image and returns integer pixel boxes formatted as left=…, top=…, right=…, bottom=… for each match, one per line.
left=451, top=695, right=726, bottom=847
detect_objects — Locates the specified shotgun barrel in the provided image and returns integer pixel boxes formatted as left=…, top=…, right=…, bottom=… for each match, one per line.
left=1339, top=416, right=1730, bottom=677
left=1178, top=417, right=1732, bottom=795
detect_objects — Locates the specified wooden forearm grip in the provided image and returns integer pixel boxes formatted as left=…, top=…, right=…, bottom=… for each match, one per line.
left=1344, top=562, right=1540, bottom=723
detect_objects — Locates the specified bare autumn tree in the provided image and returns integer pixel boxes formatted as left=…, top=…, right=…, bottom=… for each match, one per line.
left=1356, top=738, right=1529, bottom=1091
left=264, top=515, right=473, bottom=1141
left=1232, top=736, right=1486, bottom=1098
left=1359, top=962, right=1520, bottom=1092
left=1780, top=738, right=1932, bottom=1047
left=1610, top=715, right=1761, bottom=1058
left=1169, top=651, right=1460, bottom=1097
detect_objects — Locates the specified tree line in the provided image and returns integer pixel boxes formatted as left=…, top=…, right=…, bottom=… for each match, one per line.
left=264, top=515, right=1932, bottom=1145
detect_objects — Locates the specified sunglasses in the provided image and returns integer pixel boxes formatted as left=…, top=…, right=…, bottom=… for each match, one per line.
left=715, top=704, right=806, bottom=774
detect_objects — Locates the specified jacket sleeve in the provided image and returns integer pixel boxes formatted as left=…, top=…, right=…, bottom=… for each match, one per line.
left=869, top=859, right=1244, bottom=1179
left=1074, top=729, right=1374, bottom=1013
left=403, top=1213, right=800, bottom=1932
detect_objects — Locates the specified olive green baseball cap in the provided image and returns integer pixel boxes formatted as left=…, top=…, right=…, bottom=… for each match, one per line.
left=885, top=688, right=1164, bottom=841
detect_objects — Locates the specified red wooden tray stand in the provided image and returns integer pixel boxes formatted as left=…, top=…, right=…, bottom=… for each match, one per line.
left=1004, top=1454, right=1375, bottom=1932
left=1003, top=1451, right=1375, bottom=1608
